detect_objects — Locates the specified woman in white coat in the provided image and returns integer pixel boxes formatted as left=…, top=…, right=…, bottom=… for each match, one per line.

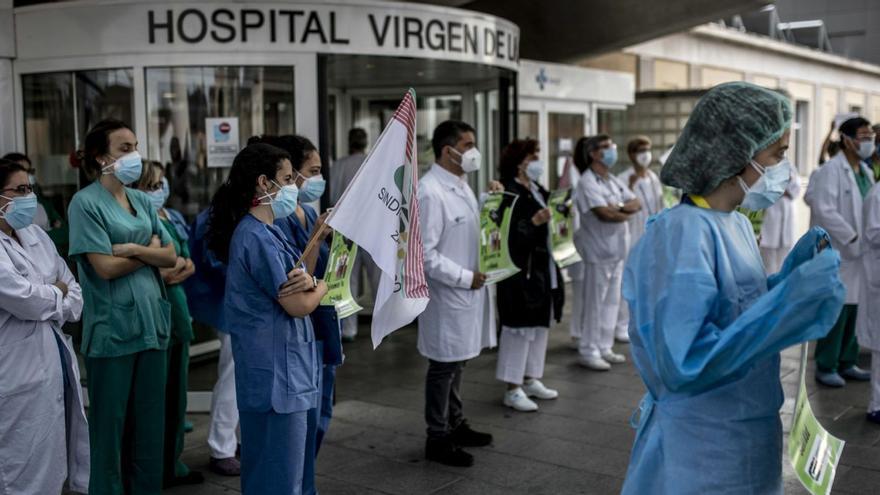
left=858, top=181, right=880, bottom=423
left=804, top=117, right=876, bottom=387
left=0, top=159, right=89, bottom=494
left=760, top=165, right=802, bottom=273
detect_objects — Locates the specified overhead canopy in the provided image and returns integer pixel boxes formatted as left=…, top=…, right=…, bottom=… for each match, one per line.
left=409, top=0, right=772, bottom=62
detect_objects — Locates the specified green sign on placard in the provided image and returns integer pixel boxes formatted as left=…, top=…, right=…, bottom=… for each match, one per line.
left=320, top=233, right=364, bottom=319
left=548, top=189, right=581, bottom=268
left=479, top=192, right=520, bottom=285
left=788, top=343, right=845, bottom=495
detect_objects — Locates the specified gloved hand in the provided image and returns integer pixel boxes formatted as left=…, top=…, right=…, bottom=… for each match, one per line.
left=768, top=226, right=831, bottom=290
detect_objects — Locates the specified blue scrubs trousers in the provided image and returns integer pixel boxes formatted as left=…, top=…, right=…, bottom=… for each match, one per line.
left=240, top=409, right=308, bottom=495
left=302, top=343, right=338, bottom=494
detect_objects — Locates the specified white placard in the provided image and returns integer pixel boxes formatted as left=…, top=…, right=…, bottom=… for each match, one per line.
left=206, top=117, right=239, bottom=168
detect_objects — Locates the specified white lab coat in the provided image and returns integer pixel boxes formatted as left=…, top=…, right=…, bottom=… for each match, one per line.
left=804, top=152, right=875, bottom=304
left=857, top=183, right=880, bottom=351
left=617, top=167, right=663, bottom=244
left=417, top=164, right=496, bottom=362
left=573, top=168, right=635, bottom=264
left=760, top=169, right=801, bottom=249
left=0, top=225, right=89, bottom=494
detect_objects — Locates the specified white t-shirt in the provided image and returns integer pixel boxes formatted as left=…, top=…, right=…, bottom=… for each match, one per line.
left=574, top=168, right=635, bottom=264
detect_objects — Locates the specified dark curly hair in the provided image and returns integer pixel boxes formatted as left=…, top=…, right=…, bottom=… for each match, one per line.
left=206, top=143, right=291, bottom=263
left=498, top=138, right=539, bottom=183
left=248, top=134, right=317, bottom=172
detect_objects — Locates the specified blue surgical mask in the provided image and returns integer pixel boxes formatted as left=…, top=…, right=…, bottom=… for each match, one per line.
left=297, top=173, right=326, bottom=203
left=738, top=159, right=791, bottom=210
left=102, top=151, right=143, bottom=185
left=148, top=178, right=169, bottom=211
left=525, top=160, right=545, bottom=182
left=601, top=146, right=618, bottom=167
left=0, top=193, right=38, bottom=230
left=260, top=180, right=299, bottom=219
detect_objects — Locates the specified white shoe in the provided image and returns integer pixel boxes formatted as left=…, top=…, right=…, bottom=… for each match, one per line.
left=522, top=379, right=558, bottom=400
left=615, top=333, right=630, bottom=344
left=503, top=388, right=539, bottom=412
left=578, top=356, right=611, bottom=371
left=601, top=351, right=626, bottom=364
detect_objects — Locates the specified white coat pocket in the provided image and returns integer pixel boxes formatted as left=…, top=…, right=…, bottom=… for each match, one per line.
left=0, top=329, right=48, bottom=398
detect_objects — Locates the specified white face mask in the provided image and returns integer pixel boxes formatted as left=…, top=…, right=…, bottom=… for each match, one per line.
left=525, top=160, right=545, bottom=182
left=449, top=147, right=481, bottom=173
left=635, top=151, right=652, bottom=168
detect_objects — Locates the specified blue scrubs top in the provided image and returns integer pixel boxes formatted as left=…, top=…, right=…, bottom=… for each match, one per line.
left=183, top=208, right=228, bottom=332
left=225, top=214, right=319, bottom=414
left=620, top=204, right=845, bottom=495
left=163, top=207, right=190, bottom=243
left=276, top=205, right=343, bottom=366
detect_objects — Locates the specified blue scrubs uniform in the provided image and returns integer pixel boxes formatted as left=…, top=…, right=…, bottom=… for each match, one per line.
left=621, top=203, right=845, bottom=495
left=276, top=205, right=341, bottom=495
left=225, top=214, right=319, bottom=495
left=184, top=208, right=228, bottom=332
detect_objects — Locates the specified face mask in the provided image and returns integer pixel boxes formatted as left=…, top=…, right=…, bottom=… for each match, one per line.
left=737, top=158, right=791, bottom=210
left=148, top=178, right=169, bottom=211
left=856, top=139, right=877, bottom=160
left=0, top=193, right=38, bottom=230
left=600, top=146, right=618, bottom=167
left=102, top=151, right=143, bottom=185
left=635, top=151, right=652, bottom=167
left=450, top=147, right=482, bottom=173
left=296, top=172, right=326, bottom=203
left=260, top=180, right=299, bottom=219
left=525, top=160, right=545, bottom=182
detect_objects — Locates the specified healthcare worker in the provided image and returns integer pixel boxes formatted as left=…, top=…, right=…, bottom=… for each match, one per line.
left=206, top=143, right=325, bottom=495
left=572, top=134, right=641, bottom=371
left=185, top=206, right=241, bottom=477
left=250, top=134, right=338, bottom=495
left=567, top=138, right=589, bottom=349
left=68, top=119, right=177, bottom=494
left=615, top=136, right=663, bottom=344
left=419, top=120, right=498, bottom=467
left=0, top=158, right=89, bottom=494
left=621, top=82, right=846, bottom=494
left=759, top=164, right=801, bottom=273
left=3, top=152, right=68, bottom=255
left=494, top=139, right=564, bottom=412
left=858, top=181, right=880, bottom=423
left=804, top=116, right=875, bottom=387
left=134, top=160, right=204, bottom=488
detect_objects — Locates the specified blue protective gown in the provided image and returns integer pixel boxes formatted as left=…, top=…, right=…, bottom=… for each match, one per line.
left=275, top=205, right=341, bottom=495
left=225, top=214, right=319, bottom=495
left=621, top=203, right=845, bottom=495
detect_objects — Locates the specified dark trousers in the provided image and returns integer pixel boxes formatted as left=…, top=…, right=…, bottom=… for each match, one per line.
left=425, top=359, right=466, bottom=439
left=815, top=304, right=860, bottom=373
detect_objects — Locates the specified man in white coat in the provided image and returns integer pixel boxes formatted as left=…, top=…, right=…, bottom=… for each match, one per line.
left=760, top=165, right=802, bottom=273
left=418, top=120, right=497, bottom=468
left=614, top=136, right=663, bottom=343
left=804, top=117, right=876, bottom=387
left=573, top=134, right=641, bottom=371
left=858, top=181, right=880, bottom=423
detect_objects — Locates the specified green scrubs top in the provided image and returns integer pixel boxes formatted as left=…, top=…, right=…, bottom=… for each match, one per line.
left=856, top=168, right=873, bottom=198
left=68, top=182, right=172, bottom=358
left=160, top=216, right=195, bottom=342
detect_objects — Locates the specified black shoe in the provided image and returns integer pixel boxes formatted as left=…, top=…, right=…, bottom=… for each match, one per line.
left=163, top=471, right=205, bottom=488
left=450, top=421, right=493, bottom=447
left=426, top=437, right=473, bottom=467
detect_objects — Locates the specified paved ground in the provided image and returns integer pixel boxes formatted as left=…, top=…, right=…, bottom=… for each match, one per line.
left=171, top=294, right=880, bottom=495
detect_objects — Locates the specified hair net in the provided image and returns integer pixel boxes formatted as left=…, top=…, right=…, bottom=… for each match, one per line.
left=660, top=82, right=792, bottom=195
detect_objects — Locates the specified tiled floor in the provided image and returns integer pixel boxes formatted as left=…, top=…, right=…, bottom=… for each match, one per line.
left=171, top=302, right=879, bottom=494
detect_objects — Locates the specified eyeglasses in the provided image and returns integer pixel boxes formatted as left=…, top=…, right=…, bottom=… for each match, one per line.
left=1, top=184, right=34, bottom=195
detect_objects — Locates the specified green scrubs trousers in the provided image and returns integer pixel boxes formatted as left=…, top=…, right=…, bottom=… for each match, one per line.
left=87, top=349, right=167, bottom=494
left=815, top=304, right=859, bottom=374
left=163, top=337, right=191, bottom=482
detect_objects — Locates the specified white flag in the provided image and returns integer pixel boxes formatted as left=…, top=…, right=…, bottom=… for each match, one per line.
left=326, top=89, right=429, bottom=348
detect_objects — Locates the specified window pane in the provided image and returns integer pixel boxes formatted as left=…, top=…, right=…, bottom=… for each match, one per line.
left=547, top=112, right=584, bottom=190
left=145, top=66, right=296, bottom=218
left=76, top=69, right=134, bottom=144
left=22, top=73, right=76, bottom=195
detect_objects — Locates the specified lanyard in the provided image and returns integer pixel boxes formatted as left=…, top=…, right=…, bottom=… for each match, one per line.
left=687, top=194, right=711, bottom=209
